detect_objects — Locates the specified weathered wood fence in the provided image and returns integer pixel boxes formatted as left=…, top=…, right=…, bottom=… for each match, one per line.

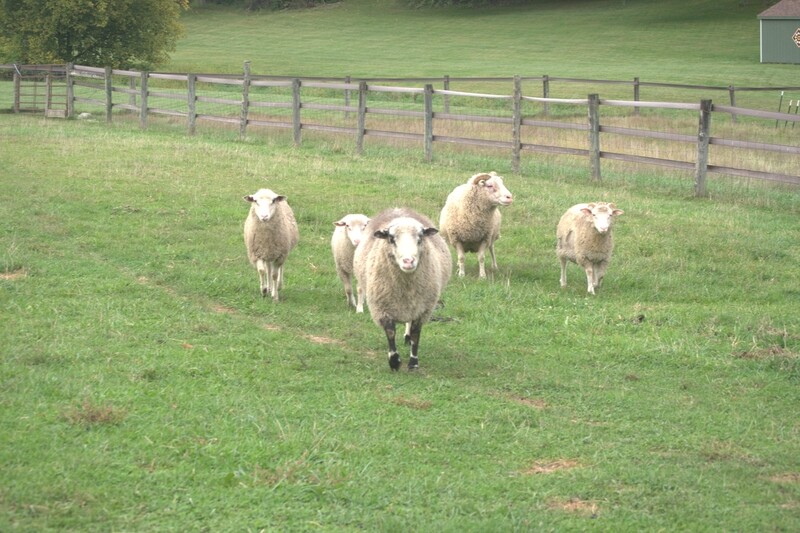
left=4, top=63, right=800, bottom=193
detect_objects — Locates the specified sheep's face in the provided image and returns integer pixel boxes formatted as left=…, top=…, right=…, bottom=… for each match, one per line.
left=334, top=214, right=370, bottom=247
left=244, top=189, right=286, bottom=222
left=473, top=171, right=513, bottom=207
left=375, top=217, right=438, bottom=273
left=581, top=203, right=624, bottom=234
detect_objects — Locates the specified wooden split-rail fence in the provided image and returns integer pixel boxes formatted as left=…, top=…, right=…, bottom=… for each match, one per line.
left=4, top=63, right=800, bottom=194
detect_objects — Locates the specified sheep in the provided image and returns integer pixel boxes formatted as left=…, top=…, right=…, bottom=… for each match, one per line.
left=438, top=171, right=513, bottom=278
left=556, top=202, right=624, bottom=295
left=353, top=207, right=452, bottom=371
left=331, top=213, right=370, bottom=308
left=243, top=188, right=299, bottom=301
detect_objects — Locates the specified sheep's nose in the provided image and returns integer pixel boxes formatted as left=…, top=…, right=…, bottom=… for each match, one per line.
left=401, top=257, right=417, bottom=270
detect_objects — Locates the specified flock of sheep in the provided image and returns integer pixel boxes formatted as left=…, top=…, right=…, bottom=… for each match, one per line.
left=243, top=172, right=623, bottom=371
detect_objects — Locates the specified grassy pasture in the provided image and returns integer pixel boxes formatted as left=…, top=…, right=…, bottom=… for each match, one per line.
left=171, top=0, right=800, bottom=111
left=1, top=111, right=799, bottom=530
left=2, top=0, right=800, bottom=530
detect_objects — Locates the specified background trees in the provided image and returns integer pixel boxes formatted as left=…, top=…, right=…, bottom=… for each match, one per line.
left=0, top=0, right=189, bottom=69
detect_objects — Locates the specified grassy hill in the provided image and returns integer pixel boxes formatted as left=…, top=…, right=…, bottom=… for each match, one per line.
left=171, top=0, right=797, bottom=88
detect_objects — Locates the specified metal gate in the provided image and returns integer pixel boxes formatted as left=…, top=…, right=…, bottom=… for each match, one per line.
left=13, top=65, right=68, bottom=118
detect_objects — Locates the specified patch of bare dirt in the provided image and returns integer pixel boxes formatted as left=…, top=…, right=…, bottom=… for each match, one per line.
left=509, top=395, right=548, bottom=410
left=547, top=497, right=599, bottom=517
left=391, top=395, right=432, bottom=410
left=1, top=268, right=26, bottom=280
left=521, top=459, right=581, bottom=475
left=736, top=346, right=798, bottom=360
left=305, top=334, right=344, bottom=346
left=769, top=472, right=800, bottom=484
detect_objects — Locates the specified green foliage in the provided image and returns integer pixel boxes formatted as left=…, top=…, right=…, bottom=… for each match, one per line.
left=0, top=0, right=188, bottom=68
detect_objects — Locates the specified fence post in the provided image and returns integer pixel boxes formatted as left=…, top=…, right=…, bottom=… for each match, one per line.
left=139, top=72, right=148, bottom=129
left=45, top=73, right=53, bottom=115
left=128, top=76, right=137, bottom=111
left=66, top=63, right=74, bottom=118
left=443, top=75, right=450, bottom=114
left=633, top=77, right=640, bottom=116
left=694, top=99, right=711, bottom=198
left=240, top=61, right=251, bottom=140
left=512, top=76, right=522, bottom=173
left=292, top=78, right=302, bottom=146
left=344, top=75, right=351, bottom=119
left=424, top=84, right=433, bottom=162
left=104, top=66, right=113, bottom=123
left=356, top=81, right=367, bottom=155
left=728, top=85, right=737, bottom=124
left=588, top=93, right=601, bottom=181
left=542, top=74, right=550, bottom=116
left=13, top=70, right=20, bottom=113
left=187, top=73, right=197, bottom=136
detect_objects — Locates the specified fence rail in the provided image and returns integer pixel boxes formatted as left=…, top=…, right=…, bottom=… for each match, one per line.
left=3, top=63, right=800, bottom=193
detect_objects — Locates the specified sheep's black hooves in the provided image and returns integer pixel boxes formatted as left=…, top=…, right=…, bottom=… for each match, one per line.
left=408, top=357, right=419, bottom=370
left=261, top=289, right=269, bottom=297
left=388, top=353, right=401, bottom=371
left=404, top=334, right=411, bottom=346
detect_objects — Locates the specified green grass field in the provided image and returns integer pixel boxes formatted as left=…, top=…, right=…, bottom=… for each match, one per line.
left=2, top=0, right=800, bottom=530
left=2, top=112, right=799, bottom=531
left=171, top=0, right=798, bottom=107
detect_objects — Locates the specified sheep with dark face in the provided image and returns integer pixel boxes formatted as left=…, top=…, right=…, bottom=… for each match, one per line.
left=331, top=213, right=370, bottom=308
left=556, top=202, right=623, bottom=295
left=439, top=171, right=513, bottom=278
left=243, top=188, right=299, bottom=301
left=354, top=208, right=451, bottom=371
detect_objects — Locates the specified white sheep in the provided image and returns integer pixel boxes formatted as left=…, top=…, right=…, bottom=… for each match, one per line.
left=556, top=202, right=624, bottom=295
left=243, top=188, right=299, bottom=301
left=353, top=207, right=452, bottom=371
left=438, top=171, right=513, bottom=278
left=331, top=213, right=370, bottom=308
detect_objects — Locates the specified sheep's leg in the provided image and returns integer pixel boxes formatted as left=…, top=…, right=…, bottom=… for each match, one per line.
left=559, top=257, right=568, bottom=288
left=256, top=259, right=269, bottom=297
left=454, top=242, right=467, bottom=277
left=338, top=271, right=355, bottom=307
left=595, top=260, right=608, bottom=289
left=355, top=285, right=365, bottom=313
left=380, top=318, right=401, bottom=371
left=489, top=243, right=498, bottom=271
left=476, top=242, right=488, bottom=279
left=269, top=263, right=280, bottom=301
left=407, top=320, right=423, bottom=370
left=583, top=264, right=596, bottom=295
left=403, top=322, right=412, bottom=345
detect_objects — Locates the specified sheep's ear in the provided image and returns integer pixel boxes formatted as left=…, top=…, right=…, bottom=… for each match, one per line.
left=422, top=227, right=439, bottom=236
left=580, top=207, right=593, bottom=216
left=374, top=229, right=391, bottom=240
left=244, top=195, right=255, bottom=203
left=334, top=220, right=347, bottom=227
left=612, top=209, right=624, bottom=216
left=273, top=195, right=286, bottom=203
